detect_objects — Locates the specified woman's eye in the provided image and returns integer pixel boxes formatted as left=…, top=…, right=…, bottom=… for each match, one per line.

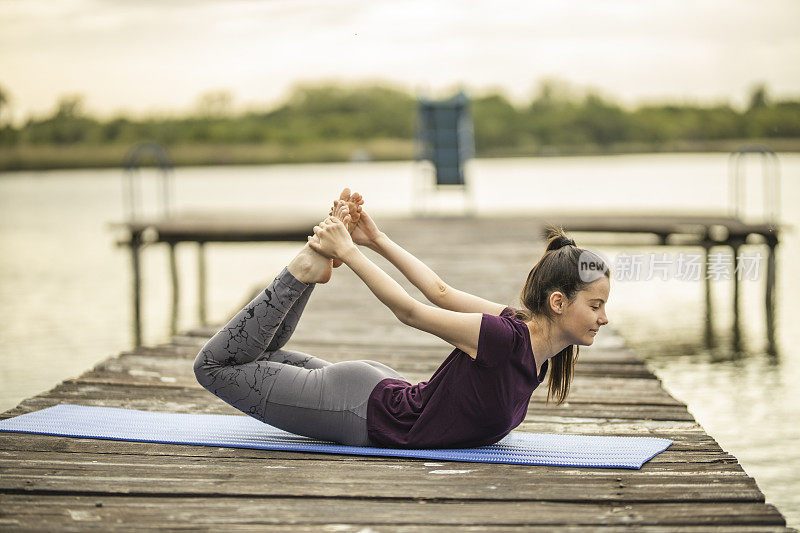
left=591, top=306, right=600, bottom=310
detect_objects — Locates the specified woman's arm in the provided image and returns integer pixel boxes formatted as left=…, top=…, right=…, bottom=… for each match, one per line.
left=356, top=212, right=506, bottom=316
left=341, top=245, right=483, bottom=358
left=309, top=217, right=483, bottom=357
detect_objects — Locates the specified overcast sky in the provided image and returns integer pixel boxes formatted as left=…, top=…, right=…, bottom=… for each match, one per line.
left=1, top=0, right=798, bottom=122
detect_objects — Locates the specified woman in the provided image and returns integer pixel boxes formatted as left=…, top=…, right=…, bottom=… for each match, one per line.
left=194, top=189, right=610, bottom=448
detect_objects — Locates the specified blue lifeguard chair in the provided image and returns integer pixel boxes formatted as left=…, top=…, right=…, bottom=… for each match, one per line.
left=414, top=91, right=476, bottom=215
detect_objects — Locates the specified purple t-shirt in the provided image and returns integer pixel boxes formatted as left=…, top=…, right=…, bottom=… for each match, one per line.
left=366, top=306, right=549, bottom=448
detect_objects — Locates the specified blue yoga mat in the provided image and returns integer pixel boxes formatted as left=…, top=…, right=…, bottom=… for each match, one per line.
left=0, top=404, right=672, bottom=469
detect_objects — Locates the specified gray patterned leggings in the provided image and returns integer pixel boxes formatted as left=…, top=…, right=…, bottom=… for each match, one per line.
left=193, top=266, right=405, bottom=446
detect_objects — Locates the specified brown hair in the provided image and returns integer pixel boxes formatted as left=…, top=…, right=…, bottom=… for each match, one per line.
left=513, top=225, right=610, bottom=405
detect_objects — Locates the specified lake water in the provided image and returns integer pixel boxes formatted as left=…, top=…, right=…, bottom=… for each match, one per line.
left=1, top=153, right=798, bottom=527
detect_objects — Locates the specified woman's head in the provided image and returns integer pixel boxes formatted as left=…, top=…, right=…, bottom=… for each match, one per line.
left=514, top=226, right=610, bottom=405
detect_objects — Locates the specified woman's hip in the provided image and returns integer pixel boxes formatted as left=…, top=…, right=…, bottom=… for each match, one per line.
left=268, top=359, right=402, bottom=414
left=263, top=359, right=402, bottom=446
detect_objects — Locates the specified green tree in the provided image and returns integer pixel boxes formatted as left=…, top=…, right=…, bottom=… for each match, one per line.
left=574, top=92, right=630, bottom=146
left=472, top=92, right=521, bottom=150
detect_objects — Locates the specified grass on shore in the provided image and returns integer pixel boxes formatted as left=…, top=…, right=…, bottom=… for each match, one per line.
left=1, top=137, right=799, bottom=172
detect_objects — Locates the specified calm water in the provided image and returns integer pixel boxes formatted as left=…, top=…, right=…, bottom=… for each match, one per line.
left=1, top=154, right=798, bottom=526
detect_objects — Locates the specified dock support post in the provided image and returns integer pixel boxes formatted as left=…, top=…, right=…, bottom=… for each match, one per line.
left=765, top=236, right=778, bottom=355
left=168, top=242, right=179, bottom=337
left=198, top=241, right=207, bottom=327
left=702, top=240, right=715, bottom=348
left=730, top=238, right=744, bottom=354
left=129, top=230, right=143, bottom=348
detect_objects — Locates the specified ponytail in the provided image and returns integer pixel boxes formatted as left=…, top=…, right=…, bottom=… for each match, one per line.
left=513, top=225, right=609, bottom=405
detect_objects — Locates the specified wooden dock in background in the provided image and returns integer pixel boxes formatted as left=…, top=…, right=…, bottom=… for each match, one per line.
left=109, top=209, right=782, bottom=353
left=1, top=216, right=792, bottom=531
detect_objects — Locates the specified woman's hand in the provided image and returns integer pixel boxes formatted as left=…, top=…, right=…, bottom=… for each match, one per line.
left=308, top=216, right=356, bottom=261
left=326, top=191, right=382, bottom=249
left=350, top=211, right=384, bottom=249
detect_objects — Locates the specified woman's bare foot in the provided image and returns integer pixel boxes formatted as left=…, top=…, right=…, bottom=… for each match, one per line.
left=332, top=199, right=352, bottom=227
left=286, top=243, right=333, bottom=284
left=331, top=188, right=364, bottom=268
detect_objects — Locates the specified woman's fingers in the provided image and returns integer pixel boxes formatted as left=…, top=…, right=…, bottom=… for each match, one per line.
left=314, top=217, right=347, bottom=239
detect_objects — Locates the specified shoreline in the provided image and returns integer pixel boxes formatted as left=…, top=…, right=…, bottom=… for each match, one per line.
left=2, top=137, right=799, bottom=172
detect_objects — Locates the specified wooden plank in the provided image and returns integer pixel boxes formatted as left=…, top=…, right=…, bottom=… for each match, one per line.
left=0, top=452, right=767, bottom=503
left=123, top=342, right=653, bottom=370
left=2, top=380, right=695, bottom=422
left=0, top=448, right=750, bottom=475
left=0, top=495, right=788, bottom=529
left=94, top=353, right=663, bottom=383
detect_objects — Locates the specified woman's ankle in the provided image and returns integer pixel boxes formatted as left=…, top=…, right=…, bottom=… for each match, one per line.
left=287, top=243, right=332, bottom=284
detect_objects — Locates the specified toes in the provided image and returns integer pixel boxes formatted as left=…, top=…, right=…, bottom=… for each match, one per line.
left=339, top=188, right=351, bottom=201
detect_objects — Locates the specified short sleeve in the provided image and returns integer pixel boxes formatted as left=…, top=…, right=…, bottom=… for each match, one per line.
left=475, top=308, right=519, bottom=367
left=499, top=306, right=517, bottom=318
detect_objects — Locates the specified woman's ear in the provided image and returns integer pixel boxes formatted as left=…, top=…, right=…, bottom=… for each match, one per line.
left=549, top=291, right=566, bottom=315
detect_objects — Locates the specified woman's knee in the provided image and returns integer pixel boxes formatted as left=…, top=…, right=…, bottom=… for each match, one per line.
left=193, top=349, right=214, bottom=387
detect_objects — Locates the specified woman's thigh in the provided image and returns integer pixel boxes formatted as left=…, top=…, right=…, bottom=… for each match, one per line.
left=263, top=360, right=400, bottom=446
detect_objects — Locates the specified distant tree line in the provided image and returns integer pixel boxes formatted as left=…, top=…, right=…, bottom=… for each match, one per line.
left=0, top=81, right=798, bottom=160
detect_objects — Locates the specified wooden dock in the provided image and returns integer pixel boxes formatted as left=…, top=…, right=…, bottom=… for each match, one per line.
left=109, top=209, right=781, bottom=354
left=1, top=216, right=792, bottom=531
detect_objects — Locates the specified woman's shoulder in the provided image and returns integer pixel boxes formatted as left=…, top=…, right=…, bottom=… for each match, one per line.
left=476, top=306, right=529, bottom=366
left=481, top=306, right=527, bottom=342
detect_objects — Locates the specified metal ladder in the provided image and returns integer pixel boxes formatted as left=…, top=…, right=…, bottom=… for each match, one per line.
left=122, top=142, right=174, bottom=222
left=728, top=144, right=781, bottom=224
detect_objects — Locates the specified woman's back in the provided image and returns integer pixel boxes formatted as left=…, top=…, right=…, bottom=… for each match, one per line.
left=367, top=307, right=549, bottom=449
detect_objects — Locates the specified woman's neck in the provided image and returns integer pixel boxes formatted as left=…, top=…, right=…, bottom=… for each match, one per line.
left=526, top=316, right=570, bottom=373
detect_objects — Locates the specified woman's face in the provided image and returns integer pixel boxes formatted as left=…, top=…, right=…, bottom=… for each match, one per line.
left=558, top=277, right=610, bottom=346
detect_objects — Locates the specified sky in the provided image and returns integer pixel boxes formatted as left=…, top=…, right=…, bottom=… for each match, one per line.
left=1, top=0, right=799, bottom=123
